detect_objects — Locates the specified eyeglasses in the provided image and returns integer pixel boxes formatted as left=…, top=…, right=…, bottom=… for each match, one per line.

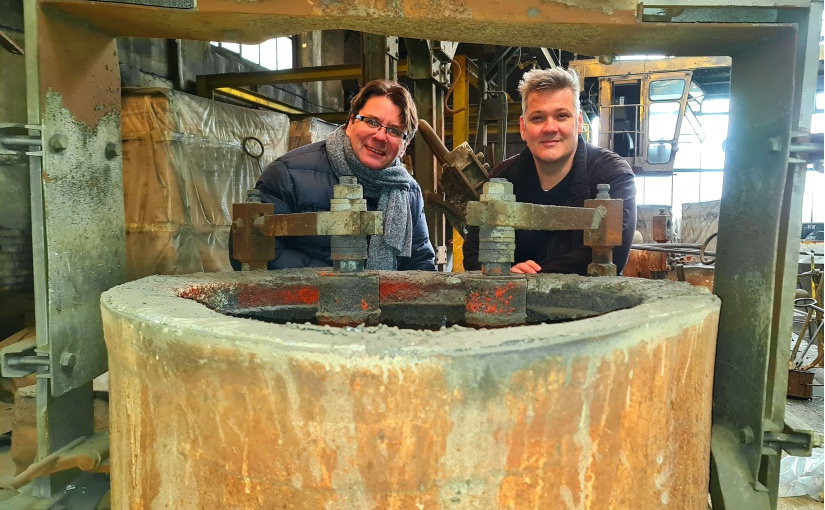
left=354, top=115, right=408, bottom=141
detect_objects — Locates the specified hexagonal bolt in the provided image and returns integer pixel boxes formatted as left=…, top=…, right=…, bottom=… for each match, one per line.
left=768, top=137, right=782, bottom=153
left=739, top=426, right=754, bottom=444
left=105, top=141, right=121, bottom=159
left=482, top=178, right=514, bottom=197
left=596, top=184, right=611, bottom=199
left=49, top=133, right=69, bottom=152
left=60, top=352, right=77, bottom=370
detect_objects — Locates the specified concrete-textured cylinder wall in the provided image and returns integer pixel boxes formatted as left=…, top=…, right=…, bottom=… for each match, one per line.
left=101, top=271, right=720, bottom=509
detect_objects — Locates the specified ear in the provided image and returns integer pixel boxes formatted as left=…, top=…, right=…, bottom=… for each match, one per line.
left=577, top=111, right=584, bottom=134
left=519, top=116, right=527, bottom=141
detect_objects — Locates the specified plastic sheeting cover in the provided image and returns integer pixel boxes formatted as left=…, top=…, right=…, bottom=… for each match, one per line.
left=289, top=117, right=339, bottom=151
left=122, top=88, right=289, bottom=279
left=779, top=448, right=824, bottom=502
left=681, top=199, right=720, bottom=251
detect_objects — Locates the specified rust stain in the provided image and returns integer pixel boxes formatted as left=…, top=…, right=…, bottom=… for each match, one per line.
left=497, top=356, right=588, bottom=508
left=496, top=320, right=717, bottom=508
left=361, top=298, right=369, bottom=310
left=349, top=364, right=453, bottom=502
left=237, top=283, right=319, bottom=307
left=38, top=7, right=120, bottom=127
left=379, top=280, right=425, bottom=301
left=466, top=283, right=517, bottom=315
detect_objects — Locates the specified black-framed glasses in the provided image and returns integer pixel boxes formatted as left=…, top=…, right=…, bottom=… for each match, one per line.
left=354, top=115, right=408, bottom=141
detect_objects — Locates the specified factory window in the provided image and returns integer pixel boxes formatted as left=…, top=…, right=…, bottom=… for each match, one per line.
left=211, top=37, right=293, bottom=70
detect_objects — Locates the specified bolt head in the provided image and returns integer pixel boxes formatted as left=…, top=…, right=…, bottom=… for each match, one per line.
left=482, top=178, right=514, bottom=196
left=60, top=352, right=77, bottom=369
left=50, top=134, right=69, bottom=152
left=739, top=426, right=754, bottom=444
left=105, top=142, right=120, bottom=159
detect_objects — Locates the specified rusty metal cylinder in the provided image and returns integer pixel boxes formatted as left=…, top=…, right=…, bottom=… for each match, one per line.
left=101, top=271, right=720, bottom=509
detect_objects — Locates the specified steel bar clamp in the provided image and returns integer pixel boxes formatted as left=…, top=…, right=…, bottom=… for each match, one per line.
left=231, top=180, right=384, bottom=272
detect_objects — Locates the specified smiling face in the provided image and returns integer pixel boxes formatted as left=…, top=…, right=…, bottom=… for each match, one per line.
left=345, top=95, right=408, bottom=170
left=519, top=88, right=583, bottom=173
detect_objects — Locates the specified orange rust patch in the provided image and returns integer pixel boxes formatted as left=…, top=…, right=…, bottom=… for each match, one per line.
left=349, top=364, right=453, bottom=497
left=360, top=298, right=369, bottom=310
left=465, top=287, right=515, bottom=315
left=379, top=280, right=425, bottom=300
left=237, top=284, right=319, bottom=307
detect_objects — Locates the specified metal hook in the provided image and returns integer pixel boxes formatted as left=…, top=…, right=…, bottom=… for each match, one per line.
left=444, top=59, right=467, bottom=116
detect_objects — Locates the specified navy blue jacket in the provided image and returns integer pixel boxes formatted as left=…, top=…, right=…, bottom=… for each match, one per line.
left=251, top=141, right=436, bottom=271
left=464, top=137, right=637, bottom=275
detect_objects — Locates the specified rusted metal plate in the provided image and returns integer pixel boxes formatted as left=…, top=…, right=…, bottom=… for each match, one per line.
left=255, top=210, right=383, bottom=237
left=231, top=202, right=273, bottom=270
left=584, top=199, right=623, bottom=247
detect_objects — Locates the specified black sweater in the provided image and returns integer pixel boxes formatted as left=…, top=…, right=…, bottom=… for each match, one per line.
left=464, top=137, right=637, bottom=275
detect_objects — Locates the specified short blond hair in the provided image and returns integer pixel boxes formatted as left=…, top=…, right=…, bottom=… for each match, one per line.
left=518, top=67, right=581, bottom=114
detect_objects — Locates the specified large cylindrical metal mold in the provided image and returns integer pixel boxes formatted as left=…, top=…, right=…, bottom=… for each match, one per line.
left=101, top=270, right=720, bottom=509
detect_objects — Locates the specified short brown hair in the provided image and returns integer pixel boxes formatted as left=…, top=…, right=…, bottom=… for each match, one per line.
left=518, top=67, right=581, bottom=114
left=347, top=80, right=418, bottom=140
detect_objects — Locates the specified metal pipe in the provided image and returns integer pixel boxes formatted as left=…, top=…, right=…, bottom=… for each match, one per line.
left=6, top=355, right=50, bottom=367
left=0, top=135, right=41, bottom=147
left=789, top=143, right=823, bottom=153
left=417, top=119, right=450, bottom=167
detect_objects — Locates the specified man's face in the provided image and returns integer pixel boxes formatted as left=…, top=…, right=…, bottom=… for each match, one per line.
left=519, top=88, right=583, bottom=168
left=345, top=95, right=408, bottom=170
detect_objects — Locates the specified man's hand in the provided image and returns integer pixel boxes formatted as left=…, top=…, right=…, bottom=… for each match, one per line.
left=511, top=260, right=542, bottom=274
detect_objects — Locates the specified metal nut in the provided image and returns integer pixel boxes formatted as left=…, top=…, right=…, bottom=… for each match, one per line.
left=60, top=352, right=77, bottom=370
left=482, top=178, right=514, bottom=196
left=739, top=426, right=754, bottom=444
left=49, top=133, right=69, bottom=152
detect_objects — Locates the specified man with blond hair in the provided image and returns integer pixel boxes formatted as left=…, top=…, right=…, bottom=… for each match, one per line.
left=464, top=67, right=637, bottom=275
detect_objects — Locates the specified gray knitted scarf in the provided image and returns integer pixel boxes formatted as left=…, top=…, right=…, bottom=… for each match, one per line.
left=326, top=127, right=413, bottom=270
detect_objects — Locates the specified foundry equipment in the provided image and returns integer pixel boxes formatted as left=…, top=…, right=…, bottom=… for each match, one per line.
left=417, top=119, right=490, bottom=237
left=101, top=268, right=721, bottom=509
left=0, top=1, right=822, bottom=509
left=231, top=173, right=622, bottom=328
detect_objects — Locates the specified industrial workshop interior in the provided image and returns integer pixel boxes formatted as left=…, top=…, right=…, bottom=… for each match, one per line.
left=0, top=0, right=824, bottom=509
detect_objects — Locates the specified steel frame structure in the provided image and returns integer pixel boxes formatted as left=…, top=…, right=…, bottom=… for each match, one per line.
left=3, top=0, right=823, bottom=507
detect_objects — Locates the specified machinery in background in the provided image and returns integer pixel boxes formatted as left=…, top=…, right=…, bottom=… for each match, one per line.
left=570, top=56, right=730, bottom=173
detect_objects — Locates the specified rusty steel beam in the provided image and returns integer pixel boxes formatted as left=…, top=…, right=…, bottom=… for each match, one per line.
left=467, top=201, right=603, bottom=232
left=254, top=210, right=383, bottom=238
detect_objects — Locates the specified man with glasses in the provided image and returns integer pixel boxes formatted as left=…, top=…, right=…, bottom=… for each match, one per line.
left=244, top=79, right=436, bottom=271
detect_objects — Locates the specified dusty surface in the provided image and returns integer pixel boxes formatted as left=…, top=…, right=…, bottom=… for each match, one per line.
left=102, top=271, right=720, bottom=509
left=46, top=0, right=789, bottom=59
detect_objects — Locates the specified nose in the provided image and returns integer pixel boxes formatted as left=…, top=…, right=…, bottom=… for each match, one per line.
left=541, top=118, right=559, bottom=134
left=372, top=126, right=389, bottom=142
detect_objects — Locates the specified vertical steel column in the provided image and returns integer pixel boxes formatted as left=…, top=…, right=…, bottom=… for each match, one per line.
left=450, top=55, right=470, bottom=272
left=710, top=27, right=800, bottom=510
left=361, top=33, right=398, bottom=83
left=24, top=0, right=125, bottom=496
left=414, top=78, right=446, bottom=269
left=406, top=39, right=447, bottom=269
left=777, top=4, right=823, bottom=133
